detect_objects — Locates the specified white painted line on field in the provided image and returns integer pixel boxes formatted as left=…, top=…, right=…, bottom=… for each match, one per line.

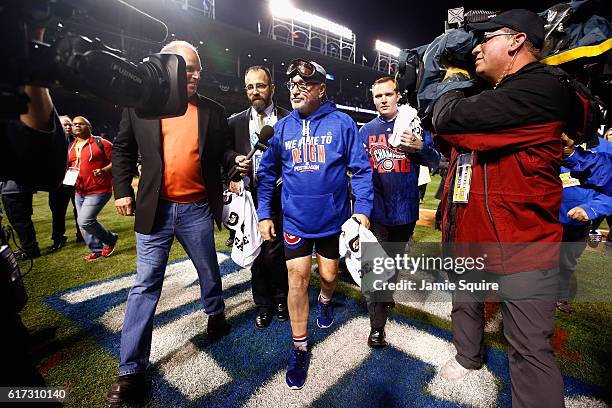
left=150, top=290, right=254, bottom=364
left=398, top=295, right=453, bottom=321
left=565, top=396, right=608, bottom=408
left=154, top=288, right=254, bottom=400
left=61, top=253, right=229, bottom=304
left=61, top=274, right=137, bottom=305
left=387, top=321, right=498, bottom=408
left=160, top=342, right=232, bottom=400
left=99, top=267, right=251, bottom=333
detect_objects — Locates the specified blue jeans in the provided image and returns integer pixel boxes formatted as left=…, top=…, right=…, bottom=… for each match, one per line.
left=74, top=193, right=114, bottom=253
left=119, top=199, right=224, bottom=375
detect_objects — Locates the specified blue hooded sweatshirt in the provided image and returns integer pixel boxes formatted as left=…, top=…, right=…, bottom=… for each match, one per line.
left=359, top=116, right=440, bottom=225
left=564, top=146, right=612, bottom=197
left=257, top=101, right=373, bottom=238
left=560, top=137, right=612, bottom=227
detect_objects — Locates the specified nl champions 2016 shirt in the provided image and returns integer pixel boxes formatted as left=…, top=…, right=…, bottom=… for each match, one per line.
left=359, top=116, right=439, bottom=226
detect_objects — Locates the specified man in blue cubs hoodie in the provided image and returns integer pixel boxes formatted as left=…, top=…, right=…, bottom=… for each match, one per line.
left=358, top=77, right=440, bottom=348
left=557, top=133, right=612, bottom=313
left=257, top=59, right=373, bottom=390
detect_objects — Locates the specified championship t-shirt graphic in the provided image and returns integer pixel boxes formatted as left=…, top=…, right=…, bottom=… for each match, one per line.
left=367, top=133, right=411, bottom=173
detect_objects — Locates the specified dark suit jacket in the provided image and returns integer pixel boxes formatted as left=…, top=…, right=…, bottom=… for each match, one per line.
left=112, top=94, right=235, bottom=234
left=227, top=105, right=289, bottom=208
left=227, top=105, right=290, bottom=159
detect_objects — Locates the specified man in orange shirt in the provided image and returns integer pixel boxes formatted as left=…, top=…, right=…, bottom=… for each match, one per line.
left=107, top=40, right=243, bottom=405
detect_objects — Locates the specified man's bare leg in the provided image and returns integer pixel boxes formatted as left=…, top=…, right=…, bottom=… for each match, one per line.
left=317, top=254, right=339, bottom=300
left=285, top=255, right=313, bottom=390
left=316, top=254, right=338, bottom=328
left=286, top=255, right=312, bottom=338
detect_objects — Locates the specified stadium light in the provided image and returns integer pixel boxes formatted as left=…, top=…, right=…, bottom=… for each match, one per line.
left=375, top=40, right=400, bottom=58
left=269, top=0, right=353, bottom=39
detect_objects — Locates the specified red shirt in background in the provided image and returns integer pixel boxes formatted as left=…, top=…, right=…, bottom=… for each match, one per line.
left=67, top=136, right=113, bottom=195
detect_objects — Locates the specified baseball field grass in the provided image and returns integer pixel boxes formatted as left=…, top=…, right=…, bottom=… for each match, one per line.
left=4, top=174, right=610, bottom=407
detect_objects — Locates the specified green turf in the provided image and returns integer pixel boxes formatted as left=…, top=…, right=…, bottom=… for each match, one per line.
left=1, top=187, right=610, bottom=407
left=420, top=174, right=441, bottom=211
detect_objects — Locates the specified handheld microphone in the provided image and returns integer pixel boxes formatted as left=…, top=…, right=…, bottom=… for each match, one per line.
left=229, top=125, right=274, bottom=180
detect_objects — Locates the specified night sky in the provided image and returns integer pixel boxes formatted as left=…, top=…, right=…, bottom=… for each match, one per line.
left=214, top=0, right=560, bottom=63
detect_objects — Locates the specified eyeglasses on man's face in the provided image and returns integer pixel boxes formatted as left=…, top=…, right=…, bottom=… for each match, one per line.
left=285, top=80, right=318, bottom=91
left=245, top=83, right=269, bottom=93
left=479, top=31, right=516, bottom=45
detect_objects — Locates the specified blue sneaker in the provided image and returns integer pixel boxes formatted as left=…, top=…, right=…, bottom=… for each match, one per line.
left=286, top=348, right=311, bottom=389
left=316, top=295, right=334, bottom=328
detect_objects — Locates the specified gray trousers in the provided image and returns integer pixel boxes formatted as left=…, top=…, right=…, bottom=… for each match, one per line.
left=558, top=223, right=589, bottom=300
left=451, top=269, right=564, bottom=408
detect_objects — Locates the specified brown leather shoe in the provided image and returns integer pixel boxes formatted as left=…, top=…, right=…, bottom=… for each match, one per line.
left=207, top=312, right=230, bottom=339
left=104, top=373, right=147, bottom=405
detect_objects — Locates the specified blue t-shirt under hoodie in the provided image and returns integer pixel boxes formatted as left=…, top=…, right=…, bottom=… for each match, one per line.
left=257, top=101, right=373, bottom=238
left=359, top=116, right=440, bottom=226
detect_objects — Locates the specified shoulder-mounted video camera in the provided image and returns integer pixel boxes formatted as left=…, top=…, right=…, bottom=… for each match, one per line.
left=1, top=0, right=188, bottom=120
left=395, top=2, right=611, bottom=136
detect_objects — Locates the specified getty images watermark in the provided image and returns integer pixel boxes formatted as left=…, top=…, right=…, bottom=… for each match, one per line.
left=370, top=252, right=498, bottom=292
left=357, top=241, right=609, bottom=303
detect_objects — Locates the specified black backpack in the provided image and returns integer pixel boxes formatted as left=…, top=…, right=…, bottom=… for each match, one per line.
left=93, top=136, right=110, bottom=164
left=544, top=65, right=605, bottom=145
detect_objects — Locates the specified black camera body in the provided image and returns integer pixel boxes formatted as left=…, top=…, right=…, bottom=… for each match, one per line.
left=0, top=245, right=28, bottom=314
left=395, top=2, right=611, bottom=132
left=1, top=0, right=188, bottom=120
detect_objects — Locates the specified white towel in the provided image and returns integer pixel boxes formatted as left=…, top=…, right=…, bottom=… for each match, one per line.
left=418, top=165, right=431, bottom=186
left=388, top=104, right=422, bottom=148
left=340, top=218, right=401, bottom=296
left=222, top=180, right=263, bottom=269
left=339, top=217, right=381, bottom=287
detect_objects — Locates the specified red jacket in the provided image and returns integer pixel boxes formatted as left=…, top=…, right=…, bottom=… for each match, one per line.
left=433, top=62, right=575, bottom=273
left=68, top=136, right=113, bottom=195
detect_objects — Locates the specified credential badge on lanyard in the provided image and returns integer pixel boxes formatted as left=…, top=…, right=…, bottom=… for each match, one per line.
left=252, top=150, right=263, bottom=182
left=63, top=142, right=82, bottom=186
left=452, top=152, right=473, bottom=203
left=62, top=167, right=79, bottom=186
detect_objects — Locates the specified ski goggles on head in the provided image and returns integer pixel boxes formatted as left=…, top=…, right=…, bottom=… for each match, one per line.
left=286, top=59, right=326, bottom=83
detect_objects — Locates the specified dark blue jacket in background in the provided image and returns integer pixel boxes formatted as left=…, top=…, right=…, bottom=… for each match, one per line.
left=257, top=101, right=373, bottom=238
left=560, top=137, right=612, bottom=226
left=359, top=116, right=439, bottom=225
